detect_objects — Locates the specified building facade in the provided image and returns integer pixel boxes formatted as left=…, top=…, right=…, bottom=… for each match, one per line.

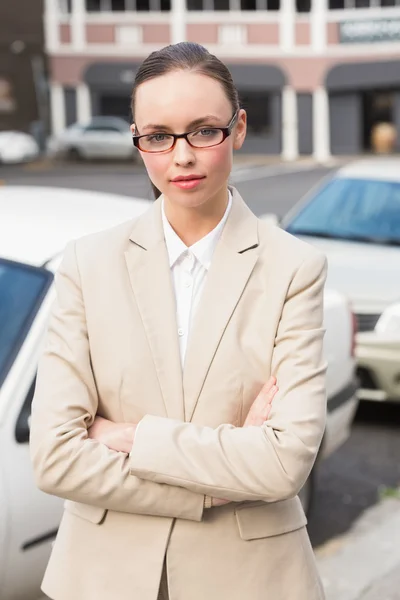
left=0, top=0, right=47, bottom=138
left=46, top=0, right=400, bottom=160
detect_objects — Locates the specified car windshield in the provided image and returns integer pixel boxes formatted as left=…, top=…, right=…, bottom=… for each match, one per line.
left=0, top=259, right=53, bottom=387
left=286, top=177, right=400, bottom=245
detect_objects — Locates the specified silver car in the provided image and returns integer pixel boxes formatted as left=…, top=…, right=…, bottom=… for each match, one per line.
left=281, top=158, right=400, bottom=404
left=48, top=116, right=137, bottom=162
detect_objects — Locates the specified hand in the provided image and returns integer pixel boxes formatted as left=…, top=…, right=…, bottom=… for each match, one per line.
left=210, top=377, right=278, bottom=508
left=211, top=497, right=231, bottom=507
left=88, top=416, right=137, bottom=454
left=243, top=376, right=278, bottom=427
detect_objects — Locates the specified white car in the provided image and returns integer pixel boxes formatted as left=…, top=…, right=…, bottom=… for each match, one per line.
left=282, top=158, right=400, bottom=404
left=0, top=186, right=358, bottom=600
left=47, top=116, right=137, bottom=161
left=0, top=131, right=39, bottom=164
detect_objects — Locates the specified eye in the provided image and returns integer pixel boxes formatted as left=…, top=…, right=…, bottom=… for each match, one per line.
left=147, top=133, right=170, bottom=143
left=198, top=128, right=218, bottom=137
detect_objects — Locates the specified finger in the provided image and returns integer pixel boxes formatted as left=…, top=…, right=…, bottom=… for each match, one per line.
left=261, top=376, right=277, bottom=394
left=263, top=404, right=272, bottom=420
left=250, top=385, right=278, bottom=420
left=257, top=384, right=278, bottom=407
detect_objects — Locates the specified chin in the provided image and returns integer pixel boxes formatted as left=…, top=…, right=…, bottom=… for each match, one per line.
left=166, top=186, right=212, bottom=209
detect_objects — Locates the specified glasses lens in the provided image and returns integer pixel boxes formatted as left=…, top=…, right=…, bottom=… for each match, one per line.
left=139, top=134, right=174, bottom=152
left=188, top=129, right=224, bottom=148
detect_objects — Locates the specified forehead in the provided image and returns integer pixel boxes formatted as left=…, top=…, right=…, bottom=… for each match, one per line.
left=134, top=70, right=231, bottom=127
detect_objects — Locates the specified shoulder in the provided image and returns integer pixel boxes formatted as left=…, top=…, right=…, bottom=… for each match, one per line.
left=63, top=217, right=139, bottom=269
left=257, top=220, right=327, bottom=273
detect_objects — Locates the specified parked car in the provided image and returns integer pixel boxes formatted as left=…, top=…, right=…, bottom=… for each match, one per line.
left=280, top=158, right=400, bottom=404
left=47, top=116, right=137, bottom=162
left=0, top=185, right=358, bottom=600
left=0, top=131, right=39, bottom=164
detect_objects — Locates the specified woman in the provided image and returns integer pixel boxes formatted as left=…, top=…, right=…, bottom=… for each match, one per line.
left=30, top=42, right=327, bottom=600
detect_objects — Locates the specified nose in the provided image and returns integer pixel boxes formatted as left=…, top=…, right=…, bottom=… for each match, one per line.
left=173, top=137, right=196, bottom=167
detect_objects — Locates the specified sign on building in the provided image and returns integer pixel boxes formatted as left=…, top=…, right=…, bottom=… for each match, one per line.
left=340, top=19, right=400, bottom=44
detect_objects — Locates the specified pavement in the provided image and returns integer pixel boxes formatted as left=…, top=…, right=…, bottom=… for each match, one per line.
left=316, top=491, right=400, bottom=600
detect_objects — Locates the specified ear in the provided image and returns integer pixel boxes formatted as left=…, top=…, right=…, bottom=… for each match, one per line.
left=130, top=123, right=136, bottom=135
left=233, top=109, right=247, bottom=151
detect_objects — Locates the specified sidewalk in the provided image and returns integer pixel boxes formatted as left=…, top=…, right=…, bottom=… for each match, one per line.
left=316, top=493, right=400, bottom=600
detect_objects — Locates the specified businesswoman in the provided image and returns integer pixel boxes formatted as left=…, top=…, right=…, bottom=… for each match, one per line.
left=30, top=42, right=328, bottom=600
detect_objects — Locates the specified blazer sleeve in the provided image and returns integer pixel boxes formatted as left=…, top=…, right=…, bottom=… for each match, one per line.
left=128, top=252, right=328, bottom=503
left=29, top=241, right=204, bottom=522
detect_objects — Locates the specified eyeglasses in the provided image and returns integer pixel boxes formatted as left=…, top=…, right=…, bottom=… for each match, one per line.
left=132, top=111, right=239, bottom=153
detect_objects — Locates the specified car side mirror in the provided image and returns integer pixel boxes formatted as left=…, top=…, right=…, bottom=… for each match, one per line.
left=15, top=378, right=36, bottom=444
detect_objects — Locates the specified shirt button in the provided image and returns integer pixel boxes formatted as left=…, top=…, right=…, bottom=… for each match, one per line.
left=184, top=279, right=192, bottom=288
left=178, top=328, right=184, bottom=336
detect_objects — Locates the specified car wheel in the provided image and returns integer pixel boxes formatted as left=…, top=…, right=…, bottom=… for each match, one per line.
left=298, top=469, right=315, bottom=517
left=67, top=147, right=82, bottom=162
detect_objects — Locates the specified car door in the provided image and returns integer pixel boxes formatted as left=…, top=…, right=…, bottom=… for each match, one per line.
left=0, top=259, right=63, bottom=600
left=81, top=123, right=126, bottom=159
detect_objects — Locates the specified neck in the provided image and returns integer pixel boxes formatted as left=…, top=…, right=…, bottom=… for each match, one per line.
left=164, top=186, right=229, bottom=247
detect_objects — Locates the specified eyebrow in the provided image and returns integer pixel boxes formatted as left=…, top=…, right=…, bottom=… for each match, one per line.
left=141, top=115, right=224, bottom=133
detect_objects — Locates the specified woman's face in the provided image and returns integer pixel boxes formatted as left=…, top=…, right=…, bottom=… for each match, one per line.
left=132, top=70, right=246, bottom=210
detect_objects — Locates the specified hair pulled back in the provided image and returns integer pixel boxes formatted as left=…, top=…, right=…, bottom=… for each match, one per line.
left=131, top=42, right=240, bottom=199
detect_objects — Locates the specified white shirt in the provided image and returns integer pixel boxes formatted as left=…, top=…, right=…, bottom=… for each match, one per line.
left=161, top=191, right=232, bottom=367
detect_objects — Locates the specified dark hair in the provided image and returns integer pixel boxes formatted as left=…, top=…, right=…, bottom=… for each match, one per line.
left=131, top=42, right=240, bottom=200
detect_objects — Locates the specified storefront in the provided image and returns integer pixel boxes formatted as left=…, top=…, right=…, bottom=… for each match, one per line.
left=326, top=59, right=400, bottom=155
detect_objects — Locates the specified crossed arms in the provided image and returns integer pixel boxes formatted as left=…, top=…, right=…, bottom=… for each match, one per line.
left=30, top=241, right=327, bottom=521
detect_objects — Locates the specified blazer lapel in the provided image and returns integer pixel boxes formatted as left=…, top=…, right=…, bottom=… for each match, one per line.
left=124, top=199, right=184, bottom=421
left=183, top=189, right=260, bottom=422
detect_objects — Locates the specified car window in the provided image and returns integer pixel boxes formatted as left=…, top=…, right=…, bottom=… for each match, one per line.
left=286, top=177, right=400, bottom=243
left=0, top=259, right=53, bottom=387
left=84, top=124, right=122, bottom=133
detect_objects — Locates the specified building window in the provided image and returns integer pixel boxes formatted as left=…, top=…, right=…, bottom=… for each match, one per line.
left=188, top=0, right=279, bottom=8
left=112, top=0, right=126, bottom=9
left=241, top=0, right=256, bottom=9
left=330, top=0, right=400, bottom=7
left=296, top=0, right=311, bottom=11
left=214, top=0, right=230, bottom=9
left=86, top=0, right=101, bottom=10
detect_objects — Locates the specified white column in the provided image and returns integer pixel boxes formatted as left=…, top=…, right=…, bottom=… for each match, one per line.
left=311, top=0, right=328, bottom=53
left=44, top=0, right=60, bottom=52
left=71, top=0, right=86, bottom=51
left=50, top=83, right=66, bottom=135
left=313, top=86, right=331, bottom=163
left=280, top=0, right=295, bottom=53
left=171, top=0, right=186, bottom=44
left=281, top=86, right=299, bottom=161
left=76, top=83, right=92, bottom=123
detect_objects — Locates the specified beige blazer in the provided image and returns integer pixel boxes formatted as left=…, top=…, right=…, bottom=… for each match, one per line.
left=30, top=187, right=328, bottom=600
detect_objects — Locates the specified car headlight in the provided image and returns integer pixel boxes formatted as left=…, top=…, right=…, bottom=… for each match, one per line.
left=375, top=303, right=400, bottom=335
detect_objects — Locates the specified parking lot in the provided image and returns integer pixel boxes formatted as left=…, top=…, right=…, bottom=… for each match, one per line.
left=2, top=158, right=399, bottom=550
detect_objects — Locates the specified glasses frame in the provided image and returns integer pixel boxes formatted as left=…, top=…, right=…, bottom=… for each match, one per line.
left=132, top=110, right=239, bottom=154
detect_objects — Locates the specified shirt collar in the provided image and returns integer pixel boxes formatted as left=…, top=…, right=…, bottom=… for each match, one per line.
left=162, top=190, right=232, bottom=270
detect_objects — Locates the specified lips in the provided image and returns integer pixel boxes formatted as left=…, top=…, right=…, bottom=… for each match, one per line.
left=170, top=174, right=206, bottom=190
left=171, top=175, right=205, bottom=182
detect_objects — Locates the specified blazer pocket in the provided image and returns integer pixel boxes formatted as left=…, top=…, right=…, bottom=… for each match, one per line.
left=64, top=500, right=107, bottom=524
left=235, top=496, right=307, bottom=540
